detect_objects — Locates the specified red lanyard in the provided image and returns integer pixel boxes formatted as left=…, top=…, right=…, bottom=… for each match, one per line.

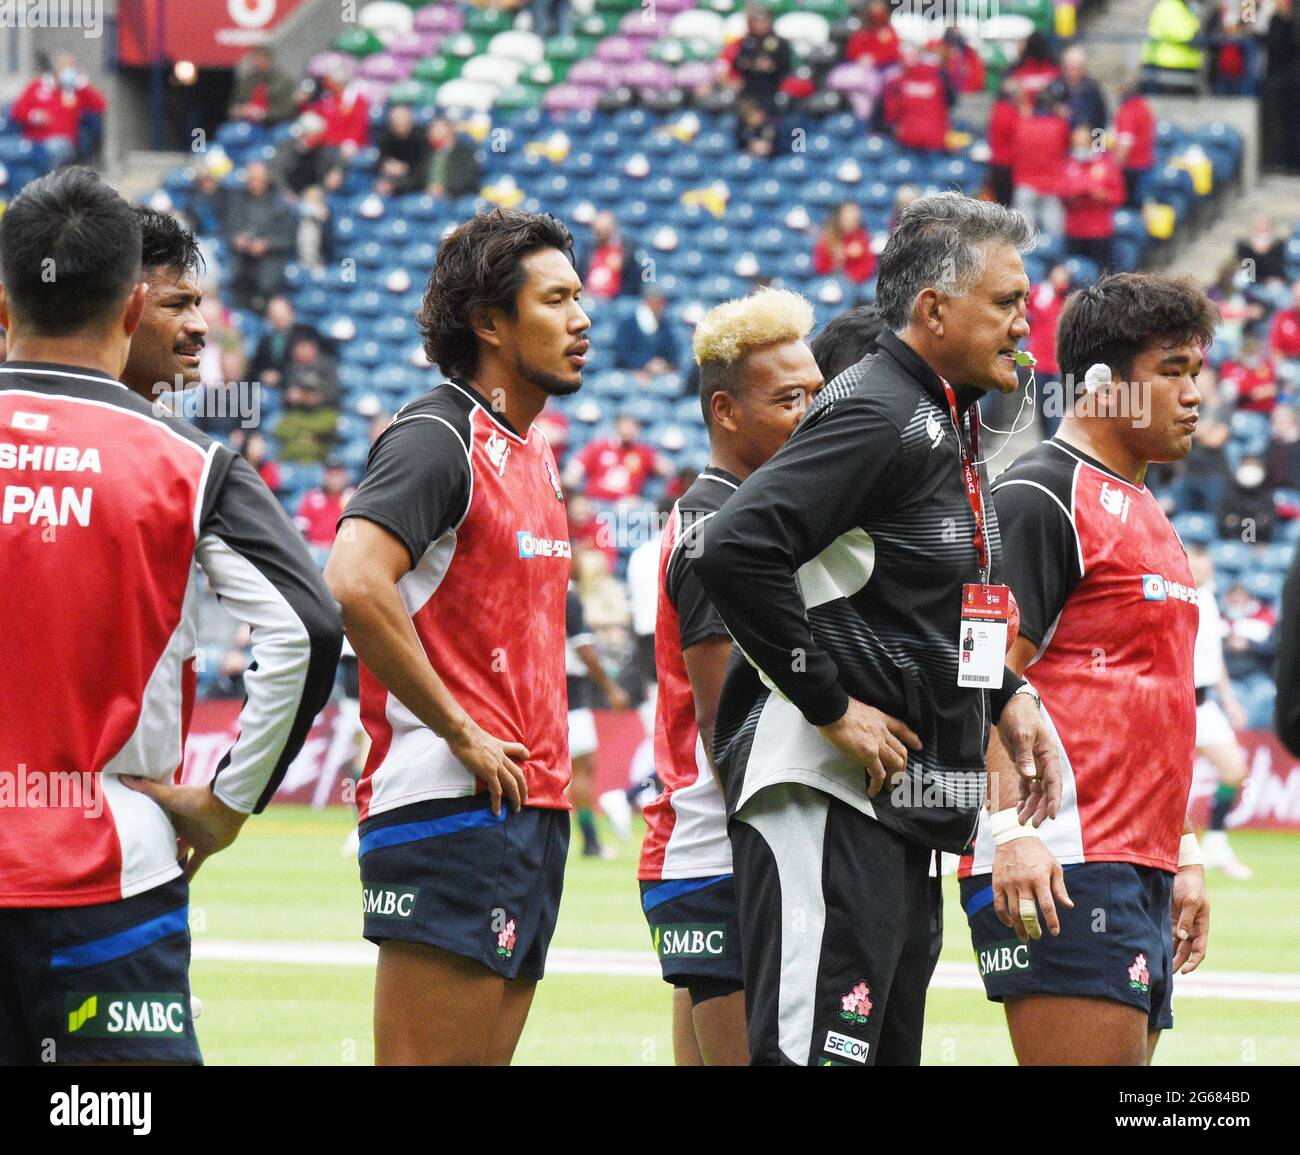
left=940, top=380, right=989, bottom=582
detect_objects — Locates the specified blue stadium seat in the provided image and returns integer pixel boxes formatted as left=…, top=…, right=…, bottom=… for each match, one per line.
left=1241, top=570, right=1284, bottom=605
left=1209, top=540, right=1252, bottom=577
left=1172, top=512, right=1215, bottom=544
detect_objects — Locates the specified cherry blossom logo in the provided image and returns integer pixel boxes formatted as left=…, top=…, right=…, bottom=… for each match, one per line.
left=496, top=918, right=517, bottom=958
left=1127, top=953, right=1150, bottom=992
left=839, top=981, right=873, bottom=1024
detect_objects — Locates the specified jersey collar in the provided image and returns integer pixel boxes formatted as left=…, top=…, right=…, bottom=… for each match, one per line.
left=699, top=466, right=741, bottom=490
left=1047, top=436, right=1147, bottom=492
left=0, top=361, right=124, bottom=388
left=445, top=378, right=527, bottom=443
left=875, top=331, right=983, bottom=413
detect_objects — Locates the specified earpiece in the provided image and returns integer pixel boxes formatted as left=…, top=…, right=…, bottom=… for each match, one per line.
left=1083, top=362, right=1112, bottom=395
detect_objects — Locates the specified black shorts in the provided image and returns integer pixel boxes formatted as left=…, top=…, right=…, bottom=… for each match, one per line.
left=0, top=875, right=201, bottom=1065
left=358, top=794, right=570, bottom=982
left=960, top=861, right=1175, bottom=1032
left=730, top=783, right=942, bottom=1066
left=639, top=874, right=744, bottom=989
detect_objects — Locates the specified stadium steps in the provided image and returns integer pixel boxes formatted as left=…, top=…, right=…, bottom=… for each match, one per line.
left=1155, top=171, right=1300, bottom=277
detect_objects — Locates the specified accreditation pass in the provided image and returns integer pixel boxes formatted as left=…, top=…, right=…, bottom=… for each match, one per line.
left=957, top=583, right=1011, bottom=689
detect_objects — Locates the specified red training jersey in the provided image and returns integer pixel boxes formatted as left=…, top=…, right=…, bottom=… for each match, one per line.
left=639, top=468, right=740, bottom=881
left=961, top=439, right=1198, bottom=877
left=0, top=363, right=339, bottom=907
left=342, top=380, right=573, bottom=819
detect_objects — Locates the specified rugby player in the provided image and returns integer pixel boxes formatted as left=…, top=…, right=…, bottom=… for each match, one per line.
left=961, top=272, right=1217, bottom=1065
left=1187, top=544, right=1251, bottom=879
left=639, top=288, right=823, bottom=1066
left=566, top=581, right=631, bottom=859
left=0, top=168, right=341, bottom=1065
left=325, top=208, right=589, bottom=1065
left=120, top=206, right=208, bottom=402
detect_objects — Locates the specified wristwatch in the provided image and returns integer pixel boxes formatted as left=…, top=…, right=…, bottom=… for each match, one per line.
left=1011, top=682, right=1042, bottom=710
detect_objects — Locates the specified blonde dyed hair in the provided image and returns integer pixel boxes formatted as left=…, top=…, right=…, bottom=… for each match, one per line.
left=693, top=287, right=815, bottom=367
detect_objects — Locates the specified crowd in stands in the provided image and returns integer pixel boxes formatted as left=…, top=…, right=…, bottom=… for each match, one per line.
left=6, top=5, right=1292, bottom=729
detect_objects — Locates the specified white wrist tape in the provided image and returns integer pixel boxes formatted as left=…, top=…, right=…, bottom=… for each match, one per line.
left=991, top=807, right=1040, bottom=846
left=1178, top=832, right=1203, bottom=868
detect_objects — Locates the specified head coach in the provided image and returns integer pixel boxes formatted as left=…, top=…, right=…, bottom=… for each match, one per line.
left=694, top=191, right=1062, bottom=1066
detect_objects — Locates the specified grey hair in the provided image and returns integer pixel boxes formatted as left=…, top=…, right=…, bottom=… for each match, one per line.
left=874, top=192, right=1037, bottom=332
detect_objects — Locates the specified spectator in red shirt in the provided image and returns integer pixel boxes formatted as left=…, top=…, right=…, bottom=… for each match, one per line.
left=1008, top=31, right=1061, bottom=105
left=295, top=456, right=354, bottom=549
left=236, top=429, right=283, bottom=496
left=1058, top=125, right=1126, bottom=270
left=1113, top=76, right=1157, bottom=208
left=566, top=490, right=617, bottom=565
left=1221, top=336, right=1280, bottom=413
left=564, top=415, right=671, bottom=501
left=932, top=28, right=986, bottom=96
left=1269, top=281, right=1300, bottom=361
left=11, top=54, right=107, bottom=164
left=882, top=45, right=952, bottom=153
left=1026, top=263, right=1073, bottom=436
left=309, top=67, right=369, bottom=153
left=985, top=78, right=1020, bottom=206
left=1010, top=93, right=1069, bottom=236
left=580, top=211, right=635, bottom=300
left=845, top=0, right=900, bottom=70
left=813, top=202, right=876, bottom=283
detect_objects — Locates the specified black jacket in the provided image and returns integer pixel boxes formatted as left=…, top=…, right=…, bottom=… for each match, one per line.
left=697, top=332, right=1022, bottom=852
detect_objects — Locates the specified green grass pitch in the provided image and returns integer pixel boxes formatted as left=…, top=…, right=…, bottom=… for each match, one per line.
left=188, top=807, right=1300, bottom=1065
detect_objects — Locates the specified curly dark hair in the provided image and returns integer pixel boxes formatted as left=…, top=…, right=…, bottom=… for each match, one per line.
left=416, top=208, right=576, bottom=381
left=1056, top=273, right=1219, bottom=397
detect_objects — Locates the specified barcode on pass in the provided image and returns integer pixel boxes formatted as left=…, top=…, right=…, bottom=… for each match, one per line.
left=965, top=675, right=990, bottom=683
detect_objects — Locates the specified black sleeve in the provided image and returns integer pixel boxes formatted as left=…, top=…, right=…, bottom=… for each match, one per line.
left=666, top=520, right=729, bottom=651
left=196, top=451, right=344, bottom=813
left=991, top=477, right=1083, bottom=648
left=339, top=415, right=472, bottom=569
left=694, top=398, right=905, bottom=727
left=1275, top=544, right=1300, bottom=756
left=566, top=588, right=595, bottom=648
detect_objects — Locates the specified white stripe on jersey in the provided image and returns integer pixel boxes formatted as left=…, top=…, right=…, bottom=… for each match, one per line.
left=99, top=774, right=185, bottom=900
left=100, top=567, right=200, bottom=784
left=197, top=533, right=318, bottom=813
left=365, top=528, right=476, bottom=816
left=967, top=700, right=1084, bottom=874
left=659, top=732, right=733, bottom=878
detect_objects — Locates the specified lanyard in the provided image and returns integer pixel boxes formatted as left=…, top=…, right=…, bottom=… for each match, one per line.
left=940, top=379, right=989, bottom=584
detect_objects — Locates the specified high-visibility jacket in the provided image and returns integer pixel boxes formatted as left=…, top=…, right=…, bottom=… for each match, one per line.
left=1142, top=0, right=1203, bottom=72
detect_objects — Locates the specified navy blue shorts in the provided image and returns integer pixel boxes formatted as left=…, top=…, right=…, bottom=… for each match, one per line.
left=639, top=874, right=744, bottom=987
left=961, top=861, right=1175, bottom=1032
left=0, top=875, right=201, bottom=1065
left=358, top=795, right=570, bottom=982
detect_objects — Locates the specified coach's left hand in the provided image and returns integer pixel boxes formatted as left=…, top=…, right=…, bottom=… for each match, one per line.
left=1171, top=865, right=1210, bottom=974
left=121, top=777, right=249, bottom=880
left=996, top=697, right=1061, bottom=826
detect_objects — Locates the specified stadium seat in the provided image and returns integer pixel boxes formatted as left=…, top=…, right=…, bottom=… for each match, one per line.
left=1172, top=512, right=1215, bottom=544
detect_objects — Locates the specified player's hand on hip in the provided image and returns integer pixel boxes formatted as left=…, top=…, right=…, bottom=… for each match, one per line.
left=818, top=696, right=922, bottom=798
left=120, top=777, right=249, bottom=880
left=997, top=697, right=1061, bottom=825
left=446, top=719, right=529, bottom=815
left=1171, top=864, right=1210, bottom=974
left=992, top=837, right=1073, bottom=942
